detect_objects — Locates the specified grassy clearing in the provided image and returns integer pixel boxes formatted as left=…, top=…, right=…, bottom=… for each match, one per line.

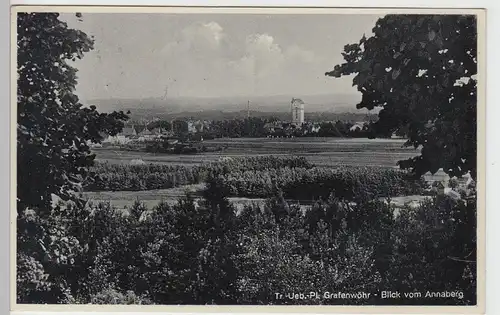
left=83, top=183, right=205, bottom=200
left=83, top=184, right=431, bottom=211
left=93, top=137, right=419, bottom=168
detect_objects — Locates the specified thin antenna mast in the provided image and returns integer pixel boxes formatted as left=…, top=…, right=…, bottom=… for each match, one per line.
left=163, top=86, right=168, bottom=100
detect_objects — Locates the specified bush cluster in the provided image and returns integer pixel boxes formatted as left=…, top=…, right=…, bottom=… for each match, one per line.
left=84, top=163, right=207, bottom=191
left=219, top=166, right=427, bottom=201
left=84, top=156, right=314, bottom=192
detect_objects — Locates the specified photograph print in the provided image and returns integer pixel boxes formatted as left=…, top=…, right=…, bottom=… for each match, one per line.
left=14, top=7, right=482, bottom=308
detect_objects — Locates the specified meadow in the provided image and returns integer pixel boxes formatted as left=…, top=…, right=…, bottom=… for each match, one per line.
left=93, top=137, right=419, bottom=168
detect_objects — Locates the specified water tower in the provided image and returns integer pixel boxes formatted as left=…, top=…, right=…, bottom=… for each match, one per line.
left=291, top=98, right=305, bottom=125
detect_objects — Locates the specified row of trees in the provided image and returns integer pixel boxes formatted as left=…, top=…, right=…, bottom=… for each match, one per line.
left=209, top=117, right=270, bottom=138
left=85, top=162, right=206, bottom=191
left=139, top=118, right=385, bottom=140
left=195, top=119, right=385, bottom=139
left=143, top=139, right=200, bottom=155
left=303, top=121, right=377, bottom=138
left=133, top=117, right=271, bottom=139
left=17, top=181, right=477, bottom=305
left=216, top=166, right=427, bottom=201
left=126, top=120, right=190, bottom=134
left=84, top=156, right=314, bottom=192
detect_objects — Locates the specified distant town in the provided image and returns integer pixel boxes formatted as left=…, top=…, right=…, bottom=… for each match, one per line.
left=95, top=97, right=399, bottom=154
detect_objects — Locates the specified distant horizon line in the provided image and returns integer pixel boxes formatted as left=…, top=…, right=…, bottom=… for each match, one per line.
left=86, top=92, right=361, bottom=102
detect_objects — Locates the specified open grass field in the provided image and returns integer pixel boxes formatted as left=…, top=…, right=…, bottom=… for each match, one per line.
left=83, top=183, right=205, bottom=209
left=84, top=184, right=430, bottom=213
left=94, top=137, right=420, bottom=168
left=83, top=183, right=274, bottom=212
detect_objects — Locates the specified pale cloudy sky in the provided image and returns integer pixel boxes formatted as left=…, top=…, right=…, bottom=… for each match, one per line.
left=61, top=13, right=381, bottom=102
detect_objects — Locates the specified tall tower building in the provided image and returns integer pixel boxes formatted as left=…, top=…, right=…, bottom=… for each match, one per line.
left=291, top=98, right=305, bottom=125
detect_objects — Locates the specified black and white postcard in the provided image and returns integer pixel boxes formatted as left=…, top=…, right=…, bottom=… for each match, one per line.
left=11, top=6, right=486, bottom=314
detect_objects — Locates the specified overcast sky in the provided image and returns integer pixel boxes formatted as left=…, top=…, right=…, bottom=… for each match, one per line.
left=61, top=13, right=381, bottom=102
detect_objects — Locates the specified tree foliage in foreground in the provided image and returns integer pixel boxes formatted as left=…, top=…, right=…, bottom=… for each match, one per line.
left=326, top=15, right=477, bottom=179
left=17, top=191, right=476, bottom=305
left=17, top=12, right=129, bottom=213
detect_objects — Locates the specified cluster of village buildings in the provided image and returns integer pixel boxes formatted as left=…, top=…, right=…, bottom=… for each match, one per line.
left=263, top=120, right=365, bottom=135
left=98, top=120, right=210, bottom=145
left=102, top=124, right=169, bottom=145
left=92, top=98, right=370, bottom=146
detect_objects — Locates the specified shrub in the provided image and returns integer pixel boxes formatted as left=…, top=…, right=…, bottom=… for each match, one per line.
left=234, top=201, right=381, bottom=305
left=90, top=287, right=153, bottom=305
left=379, top=195, right=477, bottom=305
left=130, top=159, right=146, bottom=165
left=16, top=254, right=52, bottom=302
